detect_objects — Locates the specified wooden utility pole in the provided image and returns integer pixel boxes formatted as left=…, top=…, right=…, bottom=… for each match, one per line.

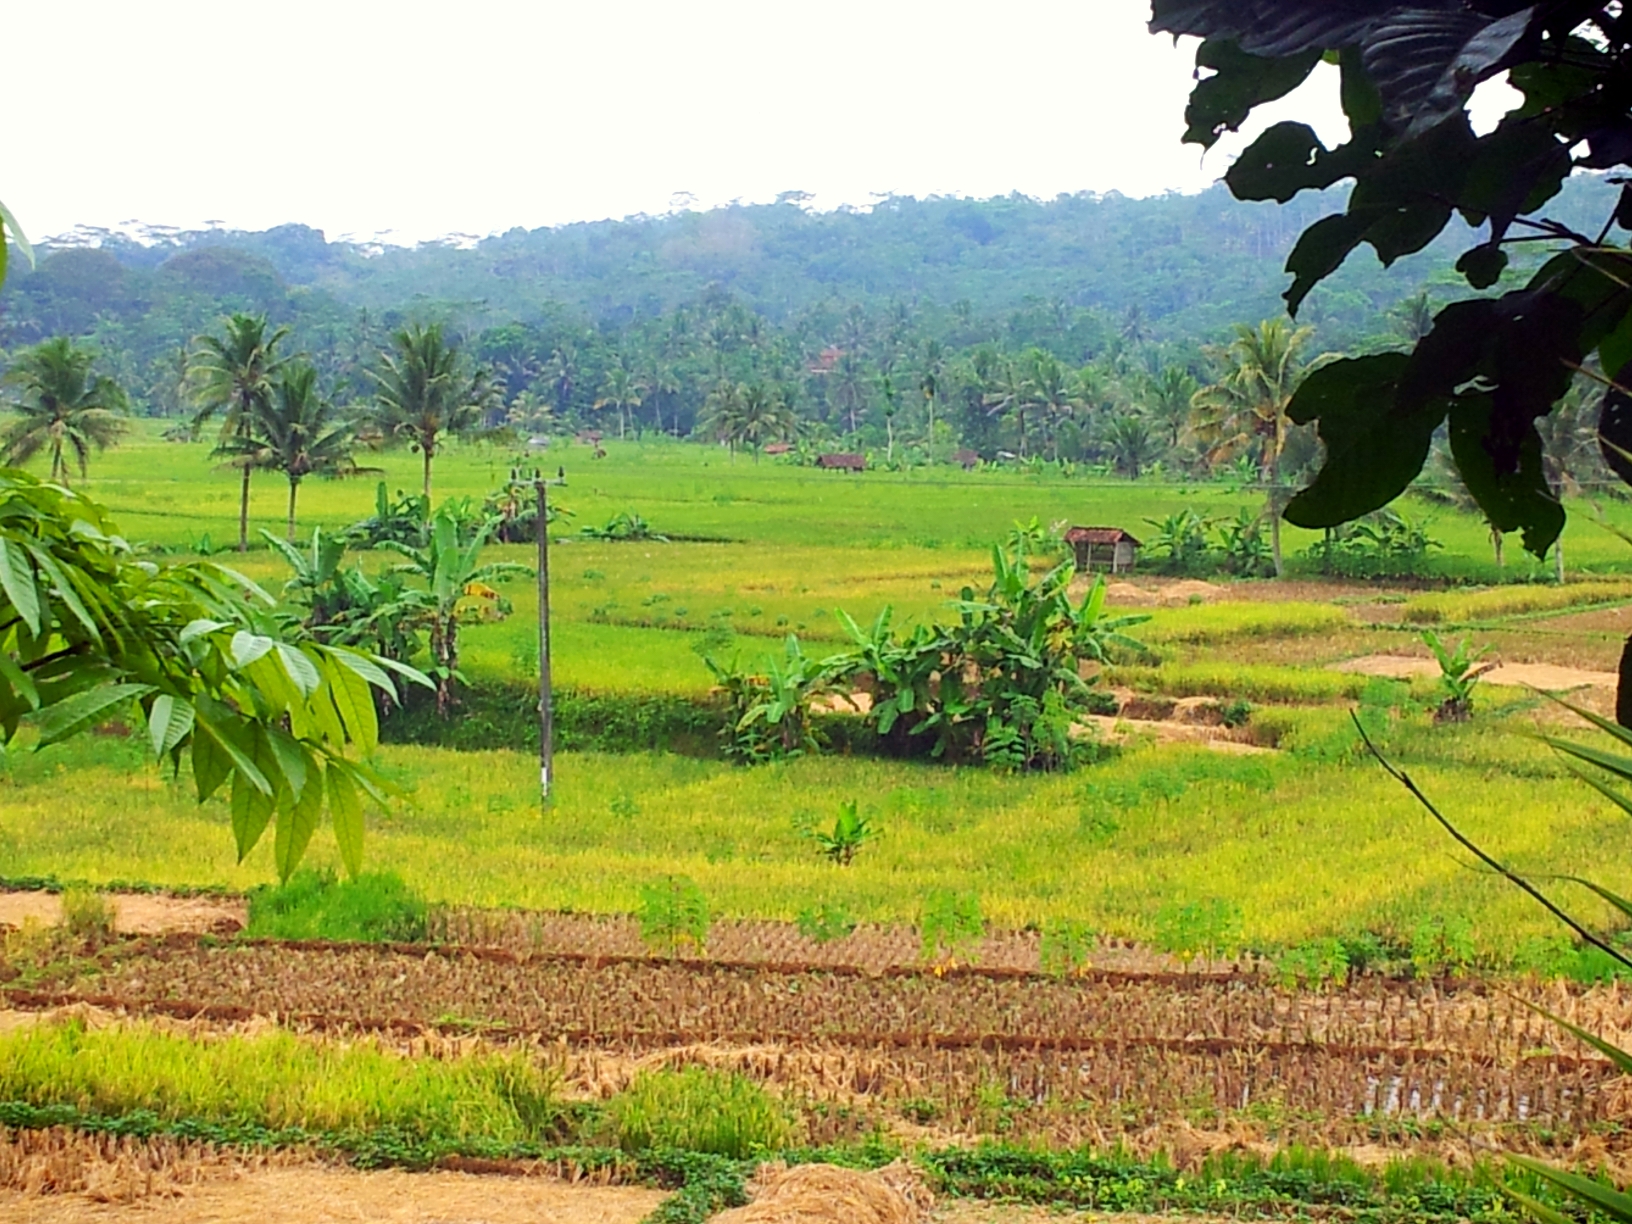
left=513, top=466, right=565, bottom=802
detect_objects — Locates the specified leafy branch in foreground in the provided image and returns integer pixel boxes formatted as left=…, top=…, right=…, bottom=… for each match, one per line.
left=1353, top=707, right=1632, bottom=1221
left=0, top=468, right=431, bottom=880
left=1149, top=3, right=1632, bottom=558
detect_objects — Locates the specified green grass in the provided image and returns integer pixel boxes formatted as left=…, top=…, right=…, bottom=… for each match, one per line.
left=0, top=1017, right=560, bottom=1143
left=245, top=869, right=428, bottom=943
left=608, top=1068, right=794, bottom=1158
left=1399, top=579, right=1632, bottom=625
left=3, top=713, right=1628, bottom=959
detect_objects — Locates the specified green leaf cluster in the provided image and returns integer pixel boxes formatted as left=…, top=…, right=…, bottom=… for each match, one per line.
left=0, top=467, right=428, bottom=880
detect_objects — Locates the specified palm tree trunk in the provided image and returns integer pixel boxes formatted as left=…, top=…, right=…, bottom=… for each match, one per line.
left=927, top=396, right=935, bottom=455
left=287, top=478, right=300, bottom=541
left=1556, top=536, right=1566, bottom=585
left=422, top=448, right=434, bottom=502
left=238, top=466, right=252, bottom=552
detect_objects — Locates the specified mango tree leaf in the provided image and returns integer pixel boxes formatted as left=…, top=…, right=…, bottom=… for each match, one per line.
left=32, top=683, right=152, bottom=745
left=179, top=618, right=231, bottom=646
left=146, top=693, right=195, bottom=758
left=230, top=631, right=276, bottom=669
left=324, top=655, right=378, bottom=752
left=190, top=717, right=233, bottom=801
left=274, top=751, right=324, bottom=882
left=231, top=768, right=275, bottom=863
left=328, top=763, right=365, bottom=879
left=0, top=537, right=40, bottom=637
left=273, top=642, right=322, bottom=698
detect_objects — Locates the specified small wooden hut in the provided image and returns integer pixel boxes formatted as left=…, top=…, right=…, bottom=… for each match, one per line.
left=1065, top=526, right=1140, bottom=574
left=816, top=452, right=866, bottom=472
left=952, top=448, right=980, bottom=470
left=763, top=442, right=793, bottom=456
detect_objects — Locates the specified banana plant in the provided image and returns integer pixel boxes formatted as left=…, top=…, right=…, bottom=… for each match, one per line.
left=381, top=508, right=532, bottom=716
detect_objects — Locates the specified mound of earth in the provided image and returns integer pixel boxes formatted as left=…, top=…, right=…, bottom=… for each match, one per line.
left=1100, top=579, right=1223, bottom=606
left=714, top=1161, right=931, bottom=1224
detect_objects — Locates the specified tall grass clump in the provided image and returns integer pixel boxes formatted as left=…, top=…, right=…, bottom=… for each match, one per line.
left=246, top=869, right=428, bottom=943
left=1110, top=663, right=1376, bottom=705
left=1400, top=580, right=1632, bottom=625
left=1144, top=602, right=1349, bottom=646
left=607, top=1067, right=794, bottom=1158
left=0, top=1020, right=559, bottom=1143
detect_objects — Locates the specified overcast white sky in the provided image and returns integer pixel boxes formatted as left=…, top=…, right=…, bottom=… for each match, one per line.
left=12, top=0, right=1361, bottom=245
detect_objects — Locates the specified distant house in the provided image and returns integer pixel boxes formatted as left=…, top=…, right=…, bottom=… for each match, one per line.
left=816, top=452, right=866, bottom=473
left=1065, top=526, right=1140, bottom=574
left=763, top=442, right=793, bottom=456
left=807, top=346, right=843, bottom=375
left=952, top=448, right=980, bottom=470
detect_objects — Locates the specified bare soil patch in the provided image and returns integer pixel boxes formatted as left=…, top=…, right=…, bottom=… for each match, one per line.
left=0, top=893, right=245, bottom=937
left=0, top=1147, right=666, bottom=1223
left=1332, top=654, right=1619, bottom=691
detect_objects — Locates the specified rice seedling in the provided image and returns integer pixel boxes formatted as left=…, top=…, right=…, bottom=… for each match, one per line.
left=0, top=1018, right=560, bottom=1143
left=1400, top=580, right=1632, bottom=626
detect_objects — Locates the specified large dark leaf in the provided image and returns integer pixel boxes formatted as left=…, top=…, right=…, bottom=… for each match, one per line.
left=1284, top=213, right=1375, bottom=314
left=1153, top=2, right=1540, bottom=135
left=1184, top=41, right=1322, bottom=147
left=1226, top=122, right=1380, bottom=203
left=1283, top=353, right=1444, bottom=527
left=1447, top=396, right=1565, bottom=555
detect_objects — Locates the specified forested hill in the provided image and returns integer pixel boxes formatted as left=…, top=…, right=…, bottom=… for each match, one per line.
left=0, top=176, right=1616, bottom=434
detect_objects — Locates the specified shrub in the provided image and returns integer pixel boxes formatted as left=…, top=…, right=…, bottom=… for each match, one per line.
left=920, top=888, right=984, bottom=964
left=638, top=875, right=710, bottom=955
left=608, top=1067, right=794, bottom=1157
left=59, top=888, right=113, bottom=946
left=246, top=870, right=428, bottom=944
left=1153, top=898, right=1242, bottom=969
left=795, top=901, right=857, bottom=943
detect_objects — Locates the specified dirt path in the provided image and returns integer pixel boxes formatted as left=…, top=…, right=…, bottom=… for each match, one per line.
left=0, top=892, right=245, bottom=936
left=1332, top=654, right=1619, bottom=690
left=0, top=1166, right=666, bottom=1223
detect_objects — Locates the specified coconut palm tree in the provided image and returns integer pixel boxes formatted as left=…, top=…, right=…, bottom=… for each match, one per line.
left=919, top=338, right=947, bottom=456
left=1023, top=350, right=1077, bottom=461
left=1148, top=365, right=1199, bottom=449
left=218, top=362, right=373, bottom=539
left=0, top=337, right=128, bottom=485
left=982, top=356, right=1033, bottom=457
left=593, top=360, right=645, bottom=441
left=188, top=313, right=290, bottom=550
left=738, top=381, right=797, bottom=461
left=1189, top=319, right=1317, bottom=577
left=367, top=323, right=497, bottom=501
left=699, top=379, right=748, bottom=459
left=1102, top=412, right=1164, bottom=480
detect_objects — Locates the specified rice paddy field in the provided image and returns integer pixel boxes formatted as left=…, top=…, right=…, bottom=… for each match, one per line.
left=10, top=421, right=1632, bottom=1219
